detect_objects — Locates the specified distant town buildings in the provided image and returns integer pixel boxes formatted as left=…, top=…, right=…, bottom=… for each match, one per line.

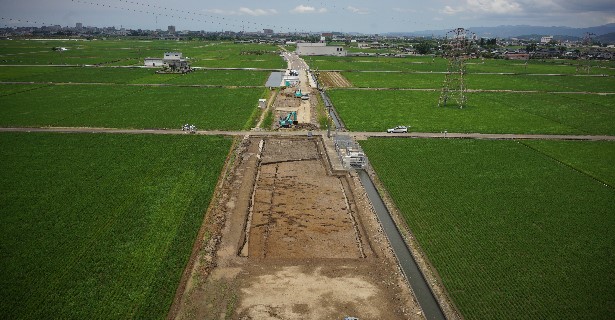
left=0, top=22, right=612, bottom=62
left=504, top=53, right=530, bottom=60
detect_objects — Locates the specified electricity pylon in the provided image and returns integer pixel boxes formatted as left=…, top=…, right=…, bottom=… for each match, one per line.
left=438, top=28, right=475, bottom=109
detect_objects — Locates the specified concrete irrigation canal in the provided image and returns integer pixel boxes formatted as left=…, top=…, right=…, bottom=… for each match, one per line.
left=358, top=169, right=446, bottom=320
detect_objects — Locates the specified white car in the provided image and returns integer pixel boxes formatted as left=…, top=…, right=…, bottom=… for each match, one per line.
left=301, top=93, right=309, bottom=100
left=387, top=126, right=408, bottom=133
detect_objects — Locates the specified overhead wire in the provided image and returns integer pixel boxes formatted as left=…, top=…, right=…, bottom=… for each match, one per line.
left=74, top=0, right=307, bottom=33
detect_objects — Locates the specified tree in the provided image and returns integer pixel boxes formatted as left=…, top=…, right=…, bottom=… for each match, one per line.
left=414, top=41, right=433, bottom=55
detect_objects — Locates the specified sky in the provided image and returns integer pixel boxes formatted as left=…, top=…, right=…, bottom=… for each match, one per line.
left=1, top=0, right=614, bottom=33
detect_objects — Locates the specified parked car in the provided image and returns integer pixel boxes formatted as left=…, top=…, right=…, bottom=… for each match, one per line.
left=301, top=93, right=309, bottom=100
left=387, top=126, right=408, bottom=133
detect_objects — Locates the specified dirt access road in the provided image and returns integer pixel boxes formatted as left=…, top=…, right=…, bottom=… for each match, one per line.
left=171, top=136, right=423, bottom=319
left=275, top=52, right=314, bottom=126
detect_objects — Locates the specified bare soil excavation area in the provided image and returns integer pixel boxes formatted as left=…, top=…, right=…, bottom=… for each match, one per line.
left=321, top=72, right=353, bottom=88
left=172, top=136, right=422, bottom=319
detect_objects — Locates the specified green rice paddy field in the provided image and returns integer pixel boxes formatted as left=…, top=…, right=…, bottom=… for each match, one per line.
left=0, top=40, right=276, bottom=131
left=0, top=132, right=232, bottom=318
left=342, top=72, right=615, bottom=92
left=0, top=66, right=270, bottom=86
left=0, top=39, right=274, bottom=318
left=361, top=138, right=615, bottom=319
left=1, top=38, right=614, bottom=319
left=329, top=90, right=615, bottom=135
left=307, top=55, right=615, bottom=75
left=0, top=84, right=264, bottom=130
left=0, top=40, right=285, bottom=69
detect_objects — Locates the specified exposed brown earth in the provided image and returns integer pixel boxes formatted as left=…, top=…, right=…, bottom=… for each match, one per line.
left=171, top=136, right=423, bottom=319
left=321, top=72, right=353, bottom=88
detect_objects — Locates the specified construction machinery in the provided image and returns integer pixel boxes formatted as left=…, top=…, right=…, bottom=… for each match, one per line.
left=279, top=111, right=298, bottom=128
left=294, top=89, right=303, bottom=98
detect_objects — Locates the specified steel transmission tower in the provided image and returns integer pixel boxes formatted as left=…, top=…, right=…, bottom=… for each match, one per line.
left=438, top=28, right=475, bottom=109
left=582, top=32, right=596, bottom=45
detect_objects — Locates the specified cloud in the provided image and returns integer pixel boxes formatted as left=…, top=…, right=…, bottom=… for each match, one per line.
left=551, top=0, right=615, bottom=12
left=290, top=5, right=327, bottom=14
left=347, top=6, right=370, bottom=15
left=205, top=8, right=231, bottom=15
left=442, top=5, right=464, bottom=15
left=205, top=7, right=277, bottom=16
left=392, top=8, right=417, bottom=13
left=471, top=0, right=522, bottom=14
left=441, top=0, right=523, bottom=15
left=238, top=7, right=277, bottom=16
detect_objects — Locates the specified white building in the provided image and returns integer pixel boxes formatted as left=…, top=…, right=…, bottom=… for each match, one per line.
left=144, top=52, right=188, bottom=68
left=164, top=52, right=182, bottom=60
left=541, top=36, right=554, bottom=44
left=144, top=58, right=164, bottom=67
left=296, top=43, right=347, bottom=56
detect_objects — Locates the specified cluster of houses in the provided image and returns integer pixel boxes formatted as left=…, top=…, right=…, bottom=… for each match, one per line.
left=490, top=48, right=614, bottom=60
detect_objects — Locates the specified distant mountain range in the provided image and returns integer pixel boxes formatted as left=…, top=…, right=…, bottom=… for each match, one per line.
left=386, top=24, right=615, bottom=42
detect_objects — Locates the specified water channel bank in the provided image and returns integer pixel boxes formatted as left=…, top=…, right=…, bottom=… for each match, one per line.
left=357, top=169, right=446, bottom=320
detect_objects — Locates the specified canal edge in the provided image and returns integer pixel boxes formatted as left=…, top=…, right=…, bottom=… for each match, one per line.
left=363, top=165, right=464, bottom=320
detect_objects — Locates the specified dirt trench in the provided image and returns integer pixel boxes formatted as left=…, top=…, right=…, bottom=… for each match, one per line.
left=171, top=136, right=423, bottom=320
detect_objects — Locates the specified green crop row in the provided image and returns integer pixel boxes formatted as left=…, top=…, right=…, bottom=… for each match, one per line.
left=328, top=89, right=615, bottom=135
left=307, top=56, right=448, bottom=72
left=360, top=138, right=615, bottom=319
left=165, top=69, right=269, bottom=86
left=0, top=84, right=263, bottom=130
left=0, top=132, right=232, bottom=319
left=341, top=71, right=615, bottom=92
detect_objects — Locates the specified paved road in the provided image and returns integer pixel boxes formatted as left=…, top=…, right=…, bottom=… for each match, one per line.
left=2, top=127, right=614, bottom=141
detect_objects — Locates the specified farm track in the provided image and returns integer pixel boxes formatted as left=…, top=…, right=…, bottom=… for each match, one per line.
left=2, top=127, right=615, bottom=141
left=327, top=87, right=615, bottom=95
left=5, top=81, right=611, bottom=94
left=312, top=69, right=614, bottom=76
left=0, top=65, right=286, bottom=71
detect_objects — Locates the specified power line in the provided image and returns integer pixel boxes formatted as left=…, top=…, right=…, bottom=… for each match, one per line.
left=73, top=0, right=307, bottom=33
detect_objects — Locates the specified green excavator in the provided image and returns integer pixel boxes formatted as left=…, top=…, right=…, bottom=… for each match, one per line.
left=279, top=111, right=298, bottom=128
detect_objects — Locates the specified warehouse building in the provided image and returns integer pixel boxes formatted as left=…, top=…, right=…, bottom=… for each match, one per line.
left=296, top=43, right=347, bottom=56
